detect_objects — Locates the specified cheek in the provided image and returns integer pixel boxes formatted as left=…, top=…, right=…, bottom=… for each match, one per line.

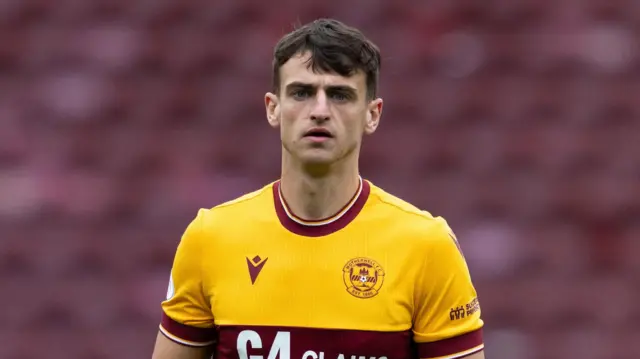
left=279, top=102, right=303, bottom=124
left=278, top=105, right=301, bottom=139
left=344, top=112, right=367, bottom=136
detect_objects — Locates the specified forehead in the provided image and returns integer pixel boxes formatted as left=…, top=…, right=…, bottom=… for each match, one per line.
left=279, top=52, right=366, bottom=92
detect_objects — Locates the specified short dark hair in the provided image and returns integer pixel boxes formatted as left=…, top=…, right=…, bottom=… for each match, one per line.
left=271, top=18, right=381, bottom=100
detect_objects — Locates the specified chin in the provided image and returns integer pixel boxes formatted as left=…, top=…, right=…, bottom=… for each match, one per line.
left=297, top=149, right=340, bottom=166
left=299, top=154, right=336, bottom=166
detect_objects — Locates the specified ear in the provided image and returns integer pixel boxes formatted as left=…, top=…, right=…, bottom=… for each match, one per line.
left=364, top=98, right=383, bottom=135
left=265, top=92, right=280, bottom=128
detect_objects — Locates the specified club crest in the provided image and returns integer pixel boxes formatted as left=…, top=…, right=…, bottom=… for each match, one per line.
left=342, top=257, right=385, bottom=299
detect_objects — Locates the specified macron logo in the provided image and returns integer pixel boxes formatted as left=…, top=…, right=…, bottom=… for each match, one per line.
left=246, top=255, right=268, bottom=285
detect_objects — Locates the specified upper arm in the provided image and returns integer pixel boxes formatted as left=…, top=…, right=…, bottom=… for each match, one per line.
left=464, top=351, right=485, bottom=359
left=412, top=219, right=485, bottom=359
left=155, top=210, right=217, bottom=353
left=152, top=331, right=213, bottom=359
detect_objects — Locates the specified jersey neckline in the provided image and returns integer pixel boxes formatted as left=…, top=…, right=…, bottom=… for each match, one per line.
left=272, top=177, right=371, bottom=237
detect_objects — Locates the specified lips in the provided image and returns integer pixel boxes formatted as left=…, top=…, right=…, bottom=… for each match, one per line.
left=304, top=128, right=333, bottom=138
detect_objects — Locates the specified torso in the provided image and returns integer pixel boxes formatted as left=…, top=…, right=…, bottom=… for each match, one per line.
left=198, top=180, right=435, bottom=359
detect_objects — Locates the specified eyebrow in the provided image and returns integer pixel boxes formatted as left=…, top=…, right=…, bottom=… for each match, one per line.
left=284, top=81, right=358, bottom=94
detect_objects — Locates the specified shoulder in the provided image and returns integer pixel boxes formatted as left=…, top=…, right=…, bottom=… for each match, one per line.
left=366, top=181, right=465, bottom=271
left=188, top=181, right=276, bottom=235
left=209, top=181, right=275, bottom=212
left=367, top=181, right=454, bottom=245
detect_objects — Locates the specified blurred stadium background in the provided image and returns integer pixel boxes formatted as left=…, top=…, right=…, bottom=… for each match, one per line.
left=1, top=1, right=639, bottom=358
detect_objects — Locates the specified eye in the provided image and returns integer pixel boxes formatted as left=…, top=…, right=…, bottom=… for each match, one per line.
left=331, top=92, right=348, bottom=101
left=329, top=91, right=353, bottom=102
left=291, top=89, right=310, bottom=100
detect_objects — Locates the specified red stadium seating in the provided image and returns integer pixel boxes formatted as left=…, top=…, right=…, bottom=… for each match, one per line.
left=1, top=1, right=639, bottom=358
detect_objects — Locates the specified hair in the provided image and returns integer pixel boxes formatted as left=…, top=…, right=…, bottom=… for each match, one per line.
left=271, top=18, right=381, bottom=100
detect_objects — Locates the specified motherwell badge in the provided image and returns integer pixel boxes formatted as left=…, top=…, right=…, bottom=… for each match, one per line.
left=342, top=257, right=385, bottom=299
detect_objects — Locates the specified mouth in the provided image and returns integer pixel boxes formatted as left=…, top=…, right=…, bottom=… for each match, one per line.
left=303, top=128, right=333, bottom=139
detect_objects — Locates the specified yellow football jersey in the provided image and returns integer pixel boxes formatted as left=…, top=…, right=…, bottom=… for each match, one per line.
left=160, top=178, right=484, bottom=359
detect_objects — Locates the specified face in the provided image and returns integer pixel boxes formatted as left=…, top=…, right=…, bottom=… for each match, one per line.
left=265, top=52, right=383, bottom=167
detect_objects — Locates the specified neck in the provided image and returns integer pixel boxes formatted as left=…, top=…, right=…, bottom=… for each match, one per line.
left=279, top=157, right=361, bottom=221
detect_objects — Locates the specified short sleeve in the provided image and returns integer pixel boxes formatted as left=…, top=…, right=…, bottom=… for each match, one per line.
left=413, top=219, right=484, bottom=359
left=159, top=209, right=216, bottom=347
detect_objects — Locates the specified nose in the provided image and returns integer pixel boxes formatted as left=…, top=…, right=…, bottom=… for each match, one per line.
left=310, top=91, right=330, bottom=122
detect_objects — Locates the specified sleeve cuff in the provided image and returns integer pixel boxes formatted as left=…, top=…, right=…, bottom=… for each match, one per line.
left=417, top=328, right=484, bottom=359
left=159, top=311, right=216, bottom=347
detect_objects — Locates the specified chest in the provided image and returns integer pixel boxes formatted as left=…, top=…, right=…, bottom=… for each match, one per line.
left=203, top=230, right=422, bottom=326
left=202, top=229, right=422, bottom=359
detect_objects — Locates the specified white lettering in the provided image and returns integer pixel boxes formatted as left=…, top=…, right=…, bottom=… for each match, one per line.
left=237, top=330, right=290, bottom=359
left=237, top=330, right=263, bottom=359
left=302, top=351, right=325, bottom=359
left=239, top=331, right=386, bottom=359
left=268, top=332, right=291, bottom=359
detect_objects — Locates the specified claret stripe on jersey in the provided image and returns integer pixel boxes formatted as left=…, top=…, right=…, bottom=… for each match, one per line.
left=217, top=325, right=414, bottom=359
left=279, top=177, right=363, bottom=226
left=161, top=313, right=483, bottom=358
left=417, top=329, right=484, bottom=359
left=273, top=177, right=370, bottom=236
left=160, top=313, right=216, bottom=347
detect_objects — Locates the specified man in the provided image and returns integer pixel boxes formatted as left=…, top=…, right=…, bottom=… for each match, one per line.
left=152, top=18, right=485, bottom=359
